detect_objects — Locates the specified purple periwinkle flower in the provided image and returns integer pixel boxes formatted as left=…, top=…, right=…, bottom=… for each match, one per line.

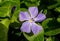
left=19, top=7, right=46, bottom=34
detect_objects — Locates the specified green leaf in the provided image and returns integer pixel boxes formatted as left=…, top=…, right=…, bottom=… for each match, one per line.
left=0, top=19, right=10, bottom=41
left=11, top=9, right=20, bottom=23
left=43, top=9, right=47, bottom=15
left=2, top=0, right=20, bottom=4
left=9, top=0, right=20, bottom=6
left=9, top=0, right=20, bottom=3
left=57, top=18, right=60, bottom=22
left=0, top=18, right=10, bottom=28
left=10, top=0, right=20, bottom=23
left=56, top=0, right=60, bottom=3
left=55, top=7, right=60, bottom=12
left=23, top=29, right=44, bottom=41
left=42, top=18, right=60, bottom=36
left=0, top=0, right=2, bottom=3
left=25, top=1, right=40, bottom=7
left=0, top=23, right=8, bottom=41
left=3, top=0, right=20, bottom=7
left=42, top=18, right=53, bottom=29
left=0, top=0, right=20, bottom=17
left=30, top=0, right=38, bottom=2
left=0, top=1, right=13, bottom=17
left=46, top=37, right=55, bottom=41
left=45, top=28, right=60, bottom=36
left=46, top=37, right=52, bottom=41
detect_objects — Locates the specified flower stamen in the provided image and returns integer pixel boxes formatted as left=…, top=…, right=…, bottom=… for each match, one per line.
left=29, top=19, right=33, bottom=22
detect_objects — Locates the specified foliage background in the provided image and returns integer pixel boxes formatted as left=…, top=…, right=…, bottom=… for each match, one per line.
left=0, top=0, right=60, bottom=41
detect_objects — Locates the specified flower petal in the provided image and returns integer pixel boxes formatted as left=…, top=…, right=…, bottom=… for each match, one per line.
left=20, top=21, right=31, bottom=33
left=19, top=12, right=30, bottom=21
left=34, top=13, right=46, bottom=22
left=28, top=7, right=38, bottom=18
left=32, top=22, right=42, bottom=34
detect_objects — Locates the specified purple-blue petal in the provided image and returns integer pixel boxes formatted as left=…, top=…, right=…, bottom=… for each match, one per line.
left=31, top=22, right=42, bottom=34
left=19, top=12, right=30, bottom=21
left=20, top=21, right=31, bottom=33
left=28, top=7, right=38, bottom=18
left=34, top=13, right=46, bottom=22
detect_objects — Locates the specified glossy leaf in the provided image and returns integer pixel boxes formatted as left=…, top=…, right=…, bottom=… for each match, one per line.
left=42, top=18, right=60, bottom=36
left=0, top=23, right=8, bottom=41
left=0, top=18, right=10, bottom=28
left=0, top=19, right=10, bottom=41
left=23, top=29, right=44, bottom=41
left=45, top=28, right=60, bottom=36
left=0, top=1, right=13, bottom=17
left=25, top=1, right=40, bottom=7
left=55, top=7, right=60, bottom=12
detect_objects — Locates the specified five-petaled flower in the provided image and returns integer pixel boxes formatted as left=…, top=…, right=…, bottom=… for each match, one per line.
left=19, top=7, right=46, bottom=34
